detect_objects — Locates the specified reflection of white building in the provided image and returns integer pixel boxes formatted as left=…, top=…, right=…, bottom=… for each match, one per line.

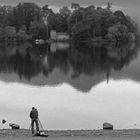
left=50, top=42, right=70, bottom=52
left=50, top=30, right=70, bottom=41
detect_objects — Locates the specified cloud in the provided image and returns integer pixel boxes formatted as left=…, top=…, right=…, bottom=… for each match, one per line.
left=49, top=5, right=60, bottom=13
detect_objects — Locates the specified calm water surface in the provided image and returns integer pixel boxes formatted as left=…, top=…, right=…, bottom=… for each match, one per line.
left=1, top=5, right=140, bottom=130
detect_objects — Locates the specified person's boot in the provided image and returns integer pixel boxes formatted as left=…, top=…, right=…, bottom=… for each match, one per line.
left=31, top=128, right=34, bottom=134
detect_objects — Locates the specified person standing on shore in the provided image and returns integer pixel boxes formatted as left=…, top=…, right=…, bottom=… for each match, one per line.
left=29, top=107, right=39, bottom=134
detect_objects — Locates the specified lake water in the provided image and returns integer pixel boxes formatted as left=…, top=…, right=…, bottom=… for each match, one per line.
left=1, top=5, right=140, bottom=130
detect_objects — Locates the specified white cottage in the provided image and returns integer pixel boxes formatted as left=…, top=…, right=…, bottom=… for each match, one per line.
left=50, top=30, right=70, bottom=41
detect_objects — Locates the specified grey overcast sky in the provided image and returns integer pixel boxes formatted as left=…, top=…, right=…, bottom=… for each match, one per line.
left=0, top=0, right=140, bottom=6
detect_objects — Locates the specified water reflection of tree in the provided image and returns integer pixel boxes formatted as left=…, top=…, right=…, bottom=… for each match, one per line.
left=8, top=49, right=38, bottom=80
left=69, top=43, right=138, bottom=79
left=0, top=42, right=138, bottom=88
left=0, top=47, right=43, bottom=81
left=45, top=50, right=70, bottom=75
left=9, top=49, right=24, bottom=79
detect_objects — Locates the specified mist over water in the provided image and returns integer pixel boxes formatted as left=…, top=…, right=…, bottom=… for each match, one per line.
left=0, top=2, right=140, bottom=130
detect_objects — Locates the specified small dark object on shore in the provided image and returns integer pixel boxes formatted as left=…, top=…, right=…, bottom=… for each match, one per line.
left=9, top=123, right=20, bottom=129
left=2, top=120, right=6, bottom=124
left=103, top=122, right=113, bottom=130
left=34, top=131, right=48, bottom=137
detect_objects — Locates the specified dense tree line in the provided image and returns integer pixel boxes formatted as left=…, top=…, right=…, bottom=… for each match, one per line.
left=68, top=5, right=138, bottom=51
left=0, top=3, right=70, bottom=42
left=0, top=2, right=138, bottom=47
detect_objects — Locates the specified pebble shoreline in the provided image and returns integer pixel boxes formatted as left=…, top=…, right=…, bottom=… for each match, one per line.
left=0, top=129, right=140, bottom=138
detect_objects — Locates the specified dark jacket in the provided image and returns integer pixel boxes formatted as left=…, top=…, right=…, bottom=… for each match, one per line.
left=30, top=109, right=38, bottom=120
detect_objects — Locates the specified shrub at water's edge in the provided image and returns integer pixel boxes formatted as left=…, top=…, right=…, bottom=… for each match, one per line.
left=0, top=26, right=31, bottom=44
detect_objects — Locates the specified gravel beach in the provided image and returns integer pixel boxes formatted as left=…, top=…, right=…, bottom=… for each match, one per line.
left=1, top=136, right=140, bottom=140
left=0, top=129, right=140, bottom=140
